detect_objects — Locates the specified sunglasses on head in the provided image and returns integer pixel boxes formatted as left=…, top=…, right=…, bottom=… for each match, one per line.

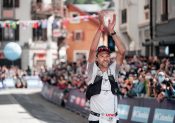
left=97, top=47, right=110, bottom=52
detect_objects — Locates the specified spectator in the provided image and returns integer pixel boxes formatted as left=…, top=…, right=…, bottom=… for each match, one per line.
left=57, top=75, right=67, bottom=89
left=127, top=75, right=145, bottom=97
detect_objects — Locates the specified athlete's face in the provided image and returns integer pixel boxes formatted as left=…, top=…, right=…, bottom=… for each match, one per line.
left=96, top=51, right=110, bottom=68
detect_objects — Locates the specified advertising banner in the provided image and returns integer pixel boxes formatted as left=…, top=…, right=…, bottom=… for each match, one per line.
left=3, top=78, right=15, bottom=88
left=66, top=89, right=89, bottom=117
left=131, top=106, right=150, bottom=123
left=50, top=87, right=64, bottom=106
left=0, top=81, right=4, bottom=88
left=41, top=84, right=175, bottom=123
left=24, top=76, right=43, bottom=88
left=118, top=104, right=130, bottom=120
left=153, top=109, right=175, bottom=123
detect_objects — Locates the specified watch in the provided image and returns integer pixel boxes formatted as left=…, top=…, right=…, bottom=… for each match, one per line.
left=110, top=31, right=116, bottom=36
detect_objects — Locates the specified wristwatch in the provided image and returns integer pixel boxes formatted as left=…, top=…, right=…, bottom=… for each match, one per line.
left=110, top=31, right=116, bottom=36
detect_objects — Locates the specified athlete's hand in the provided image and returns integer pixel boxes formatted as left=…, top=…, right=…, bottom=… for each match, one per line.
left=106, top=14, right=116, bottom=34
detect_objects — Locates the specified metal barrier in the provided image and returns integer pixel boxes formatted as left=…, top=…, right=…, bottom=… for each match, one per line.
left=24, top=76, right=43, bottom=88
left=3, top=78, right=15, bottom=88
left=1, top=76, right=43, bottom=89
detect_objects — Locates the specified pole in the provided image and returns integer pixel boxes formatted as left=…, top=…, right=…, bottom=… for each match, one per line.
left=150, top=0, right=153, bottom=56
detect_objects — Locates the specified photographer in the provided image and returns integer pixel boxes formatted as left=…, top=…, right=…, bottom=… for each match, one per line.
left=153, top=72, right=174, bottom=102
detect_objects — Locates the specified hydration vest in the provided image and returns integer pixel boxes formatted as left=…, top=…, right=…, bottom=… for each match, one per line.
left=86, top=74, right=121, bottom=100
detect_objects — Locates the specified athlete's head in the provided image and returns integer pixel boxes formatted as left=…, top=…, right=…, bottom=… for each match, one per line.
left=96, top=45, right=111, bottom=68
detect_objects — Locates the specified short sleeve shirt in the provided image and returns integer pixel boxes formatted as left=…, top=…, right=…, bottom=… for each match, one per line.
left=86, top=61, right=120, bottom=121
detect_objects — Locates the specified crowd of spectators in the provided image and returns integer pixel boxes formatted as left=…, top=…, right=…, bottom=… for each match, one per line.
left=117, top=56, right=175, bottom=102
left=40, top=55, right=175, bottom=102
left=1, top=55, right=174, bottom=103
left=39, top=58, right=88, bottom=93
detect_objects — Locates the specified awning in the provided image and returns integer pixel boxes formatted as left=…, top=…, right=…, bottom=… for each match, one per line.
left=159, top=40, right=175, bottom=45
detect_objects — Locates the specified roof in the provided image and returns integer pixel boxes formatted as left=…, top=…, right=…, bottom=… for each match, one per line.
left=74, top=4, right=102, bottom=13
left=102, top=1, right=115, bottom=10
left=66, top=3, right=100, bottom=25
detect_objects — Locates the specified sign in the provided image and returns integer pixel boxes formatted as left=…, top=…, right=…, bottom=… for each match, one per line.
left=2, top=9, right=14, bottom=19
left=0, top=81, right=4, bottom=88
left=3, top=78, right=15, bottom=88
left=131, top=106, right=150, bottom=123
left=51, top=87, right=64, bottom=106
left=41, top=83, right=64, bottom=106
left=65, top=89, right=89, bottom=117
left=41, top=84, right=175, bottom=123
left=53, top=29, right=61, bottom=37
left=24, top=76, right=43, bottom=88
left=153, top=109, right=175, bottom=123
left=118, top=104, right=130, bottom=120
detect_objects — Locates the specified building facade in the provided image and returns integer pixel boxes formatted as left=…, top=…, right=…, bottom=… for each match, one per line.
left=0, top=0, right=65, bottom=70
left=152, top=0, right=175, bottom=57
left=65, top=3, right=106, bottom=62
left=113, top=0, right=150, bottom=56
left=0, top=0, right=32, bottom=68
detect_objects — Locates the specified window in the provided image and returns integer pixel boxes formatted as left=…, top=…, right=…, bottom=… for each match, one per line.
left=121, top=9, right=127, bottom=24
left=144, top=10, right=149, bottom=20
left=72, top=13, right=78, bottom=18
left=70, top=12, right=80, bottom=23
left=74, top=50, right=88, bottom=61
left=162, top=0, right=168, bottom=14
left=15, top=0, right=19, bottom=7
left=73, top=30, right=84, bottom=41
left=37, top=0, right=42, bottom=3
left=3, top=0, right=19, bottom=8
left=161, top=0, right=168, bottom=21
left=32, top=22, right=47, bottom=41
left=144, top=0, right=149, bottom=10
left=0, top=23, right=19, bottom=41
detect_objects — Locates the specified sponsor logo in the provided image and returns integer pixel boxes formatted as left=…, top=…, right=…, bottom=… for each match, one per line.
left=118, top=104, right=130, bottom=120
left=131, top=106, right=150, bottom=123
left=153, top=109, right=175, bottom=123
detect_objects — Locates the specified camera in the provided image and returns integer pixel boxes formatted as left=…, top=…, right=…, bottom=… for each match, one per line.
left=149, top=78, right=154, bottom=86
left=162, top=79, right=172, bottom=87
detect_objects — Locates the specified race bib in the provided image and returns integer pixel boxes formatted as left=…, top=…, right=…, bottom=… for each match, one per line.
left=99, top=115, right=118, bottom=123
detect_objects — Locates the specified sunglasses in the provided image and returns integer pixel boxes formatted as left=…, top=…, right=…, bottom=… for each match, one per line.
left=97, top=47, right=110, bottom=53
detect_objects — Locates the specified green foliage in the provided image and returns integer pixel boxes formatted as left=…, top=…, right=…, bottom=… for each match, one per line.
left=77, top=0, right=87, bottom=4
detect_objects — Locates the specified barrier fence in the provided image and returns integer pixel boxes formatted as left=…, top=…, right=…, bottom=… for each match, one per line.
left=0, top=76, right=43, bottom=88
left=41, top=83, right=175, bottom=123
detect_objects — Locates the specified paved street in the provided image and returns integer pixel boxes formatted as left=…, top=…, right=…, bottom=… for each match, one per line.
left=0, top=89, right=88, bottom=123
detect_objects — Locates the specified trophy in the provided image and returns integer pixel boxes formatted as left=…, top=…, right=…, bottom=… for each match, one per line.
left=102, top=10, right=115, bottom=27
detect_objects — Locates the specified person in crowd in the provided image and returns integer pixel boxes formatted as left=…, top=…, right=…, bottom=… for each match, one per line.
left=57, top=75, right=67, bottom=89
left=153, top=71, right=175, bottom=102
left=127, top=75, right=145, bottom=97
